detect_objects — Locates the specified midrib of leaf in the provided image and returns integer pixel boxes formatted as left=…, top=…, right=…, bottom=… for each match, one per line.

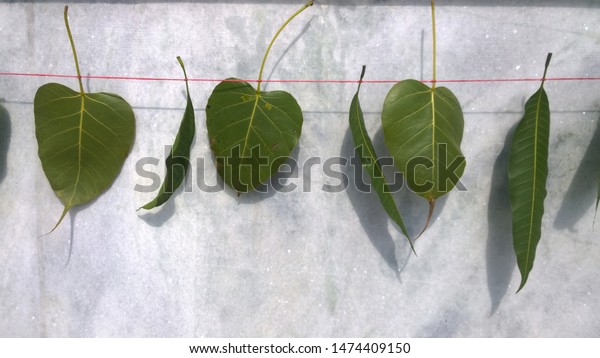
left=523, top=87, right=544, bottom=281
left=429, top=0, right=437, bottom=201
left=414, top=0, right=439, bottom=237
left=430, top=89, right=436, bottom=201
left=241, top=94, right=262, bottom=158
left=71, top=95, right=85, bottom=208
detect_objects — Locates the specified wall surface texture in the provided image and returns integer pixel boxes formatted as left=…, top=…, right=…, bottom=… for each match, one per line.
left=1, top=0, right=599, bottom=337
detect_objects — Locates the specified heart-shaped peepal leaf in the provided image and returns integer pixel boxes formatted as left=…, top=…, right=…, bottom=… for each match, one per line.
left=508, top=53, right=552, bottom=292
left=381, top=0, right=466, bottom=237
left=34, top=6, right=135, bottom=231
left=349, top=66, right=414, bottom=251
left=206, top=81, right=302, bottom=192
left=206, top=1, right=313, bottom=193
left=381, top=80, right=466, bottom=233
left=140, top=57, right=195, bottom=210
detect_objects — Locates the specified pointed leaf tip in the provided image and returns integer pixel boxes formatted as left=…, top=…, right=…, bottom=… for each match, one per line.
left=44, top=205, right=71, bottom=236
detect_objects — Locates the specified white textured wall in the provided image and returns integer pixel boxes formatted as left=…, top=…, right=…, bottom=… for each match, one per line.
left=1, top=1, right=599, bottom=337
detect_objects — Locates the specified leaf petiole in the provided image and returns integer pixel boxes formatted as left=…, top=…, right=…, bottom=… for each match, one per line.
left=177, top=56, right=190, bottom=93
left=256, top=0, right=314, bottom=93
left=431, top=0, right=437, bottom=90
left=63, top=6, right=84, bottom=95
left=541, top=52, right=552, bottom=86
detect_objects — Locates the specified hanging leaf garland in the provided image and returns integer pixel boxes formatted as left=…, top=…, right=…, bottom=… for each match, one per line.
left=205, top=1, right=313, bottom=193
left=349, top=66, right=414, bottom=251
left=139, top=57, right=195, bottom=210
left=508, top=53, right=552, bottom=292
left=381, top=0, right=466, bottom=237
left=34, top=6, right=135, bottom=231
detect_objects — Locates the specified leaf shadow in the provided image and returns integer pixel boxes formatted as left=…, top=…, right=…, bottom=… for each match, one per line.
left=340, top=126, right=442, bottom=278
left=262, top=16, right=314, bottom=92
left=45, top=204, right=86, bottom=268
left=0, top=101, right=10, bottom=184
left=61, top=209, right=81, bottom=268
left=486, top=123, right=517, bottom=315
left=553, top=116, right=600, bottom=232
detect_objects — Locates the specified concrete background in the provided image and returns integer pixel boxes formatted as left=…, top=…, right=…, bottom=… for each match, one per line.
left=1, top=0, right=599, bottom=337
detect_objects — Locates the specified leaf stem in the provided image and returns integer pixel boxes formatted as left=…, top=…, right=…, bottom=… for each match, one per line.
left=541, top=52, right=552, bottom=85
left=256, top=0, right=314, bottom=94
left=357, top=65, right=366, bottom=91
left=177, top=56, right=190, bottom=94
left=431, top=0, right=437, bottom=90
left=64, top=6, right=84, bottom=95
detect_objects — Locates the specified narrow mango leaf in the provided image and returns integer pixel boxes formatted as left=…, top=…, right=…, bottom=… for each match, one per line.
left=205, top=1, right=312, bottom=193
left=0, top=102, right=8, bottom=183
left=508, top=53, right=552, bottom=292
left=381, top=80, right=466, bottom=234
left=140, top=57, right=195, bottom=210
left=206, top=81, right=302, bottom=192
left=349, top=66, right=414, bottom=251
left=34, top=6, right=135, bottom=230
left=595, top=171, right=600, bottom=227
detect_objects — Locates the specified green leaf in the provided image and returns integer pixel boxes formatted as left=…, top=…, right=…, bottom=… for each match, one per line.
left=33, top=5, right=135, bottom=231
left=0, top=102, right=9, bottom=184
left=205, top=1, right=312, bottom=193
left=349, top=66, right=414, bottom=251
left=596, top=167, right=600, bottom=224
left=140, top=57, right=195, bottom=210
left=381, top=80, right=466, bottom=233
left=206, top=81, right=302, bottom=192
left=596, top=178, right=600, bottom=224
left=34, top=84, right=135, bottom=229
left=508, top=53, right=552, bottom=292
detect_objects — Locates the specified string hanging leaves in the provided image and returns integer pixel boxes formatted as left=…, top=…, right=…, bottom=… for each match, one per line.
left=139, top=57, right=195, bottom=210
left=381, top=0, right=466, bottom=237
left=508, top=53, right=552, bottom=292
left=349, top=66, right=414, bottom=251
left=205, top=1, right=313, bottom=193
left=34, top=6, right=135, bottom=231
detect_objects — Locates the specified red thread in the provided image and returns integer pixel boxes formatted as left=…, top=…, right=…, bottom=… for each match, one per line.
left=0, top=71, right=599, bottom=84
